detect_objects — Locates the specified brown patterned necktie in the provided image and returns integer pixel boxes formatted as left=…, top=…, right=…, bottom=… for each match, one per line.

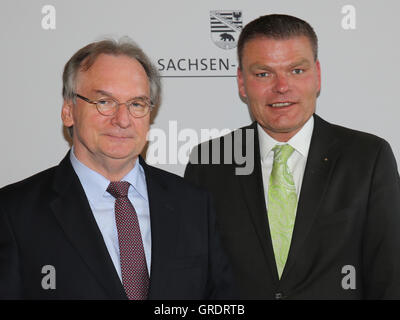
left=107, top=181, right=149, bottom=300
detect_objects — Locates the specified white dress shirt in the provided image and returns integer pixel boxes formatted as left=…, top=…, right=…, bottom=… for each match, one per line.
left=258, top=116, right=314, bottom=212
left=69, top=148, right=151, bottom=280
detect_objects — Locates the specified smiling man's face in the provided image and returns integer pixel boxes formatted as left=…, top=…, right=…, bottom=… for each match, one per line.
left=62, top=54, right=151, bottom=176
left=237, top=36, right=321, bottom=142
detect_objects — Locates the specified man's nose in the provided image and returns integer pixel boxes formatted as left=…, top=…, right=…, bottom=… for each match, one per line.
left=112, top=103, right=131, bottom=128
left=273, top=74, right=290, bottom=94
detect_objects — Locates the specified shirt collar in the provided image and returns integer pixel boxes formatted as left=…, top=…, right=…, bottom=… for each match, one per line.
left=69, top=147, right=148, bottom=203
left=258, top=115, right=314, bottom=162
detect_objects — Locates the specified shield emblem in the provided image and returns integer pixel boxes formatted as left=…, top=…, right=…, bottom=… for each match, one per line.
left=210, top=10, right=242, bottom=50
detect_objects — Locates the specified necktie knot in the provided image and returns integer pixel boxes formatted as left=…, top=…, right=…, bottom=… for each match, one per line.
left=272, top=144, right=295, bottom=164
left=107, top=181, right=130, bottom=198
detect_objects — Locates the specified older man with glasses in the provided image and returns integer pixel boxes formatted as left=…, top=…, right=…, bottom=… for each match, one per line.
left=0, top=38, right=235, bottom=300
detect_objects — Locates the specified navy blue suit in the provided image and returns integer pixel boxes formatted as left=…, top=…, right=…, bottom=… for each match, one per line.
left=0, top=153, right=235, bottom=299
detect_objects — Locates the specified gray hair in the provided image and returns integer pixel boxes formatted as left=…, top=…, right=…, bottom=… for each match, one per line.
left=62, top=37, right=161, bottom=107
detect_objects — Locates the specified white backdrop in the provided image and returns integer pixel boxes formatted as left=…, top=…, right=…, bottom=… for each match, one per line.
left=1, top=0, right=399, bottom=187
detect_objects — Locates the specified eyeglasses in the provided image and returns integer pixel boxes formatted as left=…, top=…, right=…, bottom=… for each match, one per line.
left=74, top=93, right=154, bottom=118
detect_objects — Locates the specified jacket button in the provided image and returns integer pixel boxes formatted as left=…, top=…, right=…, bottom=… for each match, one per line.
left=275, top=292, right=284, bottom=300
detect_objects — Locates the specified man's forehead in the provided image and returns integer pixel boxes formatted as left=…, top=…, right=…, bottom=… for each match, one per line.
left=249, top=57, right=312, bottom=70
left=75, top=53, right=148, bottom=86
left=74, top=53, right=150, bottom=98
left=242, top=35, right=316, bottom=63
left=80, top=53, right=140, bottom=72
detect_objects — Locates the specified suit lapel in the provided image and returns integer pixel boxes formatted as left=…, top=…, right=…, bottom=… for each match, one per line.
left=237, top=122, right=281, bottom=282
left=50, top=153, right=127, bottom=299
left=140, top=159, right=179, bottom=299
left=282, top=114, right=342, bottom=279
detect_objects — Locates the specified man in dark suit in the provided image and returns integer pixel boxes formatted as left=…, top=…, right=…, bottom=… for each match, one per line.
left=0, top=38, right=234, bottom=299
left=185, top=14, right=400, bottom=299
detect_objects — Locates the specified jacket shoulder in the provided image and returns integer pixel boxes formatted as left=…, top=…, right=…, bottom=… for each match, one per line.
left=199, top=122, right=256, bottom=146
left=144, top=162, right=210, bottom=196
left=0, top=166, right=57, bottom=204
left=314, top=114, right=390, bottom=150
left=187, top=122, right=257, bottom=165
left=328, top=121, right=391, bottom=153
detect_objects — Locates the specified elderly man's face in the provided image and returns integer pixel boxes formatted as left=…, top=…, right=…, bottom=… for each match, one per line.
left=238, top=36, right=321, bottom=142
left=62, top=54, right=151, bottom=174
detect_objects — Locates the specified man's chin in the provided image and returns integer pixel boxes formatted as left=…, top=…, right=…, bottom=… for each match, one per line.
left=262, top=123, right=300, bottom=134
left=104, top=152, right=139, bottom=161
left=260, top=122, right=306, bottom=141
left=264, top=115, right=312, bottom=134
left=99, top=146, right=140, bottom=161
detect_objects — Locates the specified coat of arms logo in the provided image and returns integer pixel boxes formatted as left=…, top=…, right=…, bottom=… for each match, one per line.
left=210, top=10, right=243, bottom=50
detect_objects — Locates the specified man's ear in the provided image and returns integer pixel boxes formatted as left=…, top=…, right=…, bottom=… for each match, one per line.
left=315, top=59, right=322, bottom=97
left=61, top=100, right=74, bottom=128
left=237, top=67, right=247, bottom=99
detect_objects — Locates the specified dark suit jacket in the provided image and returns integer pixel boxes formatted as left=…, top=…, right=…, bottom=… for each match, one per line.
left=184, top=114, right=400, bottom=299
left=0, top=152, right=235, bottom=299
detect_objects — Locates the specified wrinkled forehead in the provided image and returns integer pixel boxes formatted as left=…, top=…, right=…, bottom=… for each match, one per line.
left=77, top=54, right=148, bottom=82
left=75, top=54, right=151, bottom=96
left=243, top=35, right=315, bottom=60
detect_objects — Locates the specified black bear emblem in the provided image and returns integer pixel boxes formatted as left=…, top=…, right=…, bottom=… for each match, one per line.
left=220, top=33, right=235, bottom=41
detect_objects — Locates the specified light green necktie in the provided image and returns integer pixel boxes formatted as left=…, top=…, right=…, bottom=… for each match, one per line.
left=267, top=144, right=297, bottom=278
